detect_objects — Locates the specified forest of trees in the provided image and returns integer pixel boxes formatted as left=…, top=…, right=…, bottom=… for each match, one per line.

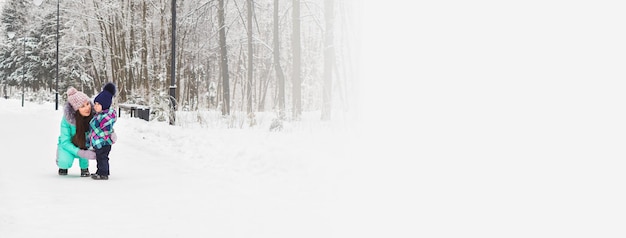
left=0, top=0, right=358, bottom=123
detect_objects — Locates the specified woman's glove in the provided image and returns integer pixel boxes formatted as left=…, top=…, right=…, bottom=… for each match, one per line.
left=111, top=132, right=117, bottom=144
left=77, top=149, right=96, bottom=160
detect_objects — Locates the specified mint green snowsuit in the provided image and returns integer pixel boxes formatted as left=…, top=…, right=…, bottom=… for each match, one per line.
left=56, top=105, right=89, bottom=169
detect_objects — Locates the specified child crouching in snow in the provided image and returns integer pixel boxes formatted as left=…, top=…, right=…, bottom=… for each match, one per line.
left=89, top=82, right=117, bottom=180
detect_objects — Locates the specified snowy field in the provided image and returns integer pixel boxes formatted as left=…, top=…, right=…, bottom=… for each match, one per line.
left=0, top=99, right=377, bottom=238
left=6, top=1, right=626, bottom=237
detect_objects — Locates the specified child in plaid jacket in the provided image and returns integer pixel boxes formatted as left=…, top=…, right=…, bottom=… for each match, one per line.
left=89, top=82, right=117, bottom=180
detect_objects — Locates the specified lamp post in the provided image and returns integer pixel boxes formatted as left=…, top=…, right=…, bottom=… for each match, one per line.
left=54, top=0, right=58, bottom=110
left=169, top=0, right=177, bottom=125
left=33, top=0, right=59, bottom=110
left=22, top=35, right=25, bottom=107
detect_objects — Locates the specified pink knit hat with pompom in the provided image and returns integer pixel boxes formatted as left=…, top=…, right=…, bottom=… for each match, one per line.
left=66, top=87, right=90, bottom=111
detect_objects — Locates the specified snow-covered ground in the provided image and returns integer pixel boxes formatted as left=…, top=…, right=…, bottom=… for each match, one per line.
left=0, top=99, right=376, bottom=238
left=6, top=1, right=626, bottom=237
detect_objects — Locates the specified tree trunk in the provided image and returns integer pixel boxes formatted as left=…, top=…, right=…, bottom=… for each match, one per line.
left=274, top=0, right=286, bottom=118
left=160, top=4, right=167, bottom=102
left=127, top=1, right=136, bottom=99
left=141, top=1, right=149, bottom=95
left=81, top=11, right=101, bottom=92
left=247, top=0, right=254, bottom=114
left=321, top=0, right=334, bottom=120
left=292, top=0, right=301, bottom=120
left=218, top=0, right=230, bottom=115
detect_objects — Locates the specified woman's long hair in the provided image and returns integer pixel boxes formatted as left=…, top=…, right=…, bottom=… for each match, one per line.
left=71, top=110, right=93, bottom=149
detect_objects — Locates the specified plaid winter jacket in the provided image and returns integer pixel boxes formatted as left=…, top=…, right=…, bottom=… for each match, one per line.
left=89, top=109, right=117, bottom=149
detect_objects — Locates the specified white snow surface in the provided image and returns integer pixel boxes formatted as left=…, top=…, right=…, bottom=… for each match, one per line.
left=0, top=99, right=371, bottom=238
left=6, top=1, right=626, bottom=237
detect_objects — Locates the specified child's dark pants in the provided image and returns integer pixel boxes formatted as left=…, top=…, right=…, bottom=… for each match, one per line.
left=95, top=145, right=111, bottom=176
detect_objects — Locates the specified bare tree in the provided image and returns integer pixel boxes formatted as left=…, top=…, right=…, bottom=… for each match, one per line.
left=218, top=0, right=230, bottom=115
left=292, top=0, right=301, bottom=120
left=246, top=0, right=254, bottom=114
left=321, top=0, right=334, bottom=120
left=140, top=1, right=149, bottom=94
left=274, top=0, right=286, bottom=118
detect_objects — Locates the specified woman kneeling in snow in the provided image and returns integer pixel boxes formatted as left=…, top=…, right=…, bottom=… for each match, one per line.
left=56, top=87, right=96, bottom=177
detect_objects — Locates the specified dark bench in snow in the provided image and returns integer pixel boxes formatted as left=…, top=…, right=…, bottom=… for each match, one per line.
left=118, top=103, right=150, bottom=121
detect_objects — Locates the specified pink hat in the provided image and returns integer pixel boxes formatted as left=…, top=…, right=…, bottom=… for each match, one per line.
left=66, top=87, right=90, bottom=111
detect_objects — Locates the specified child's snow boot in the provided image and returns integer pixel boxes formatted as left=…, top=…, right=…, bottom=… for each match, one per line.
left=58, top=169, right=68, bottom=175
left=80, top=169, right=90, bottom=177
left=91, top=174, right=108, bottom=180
